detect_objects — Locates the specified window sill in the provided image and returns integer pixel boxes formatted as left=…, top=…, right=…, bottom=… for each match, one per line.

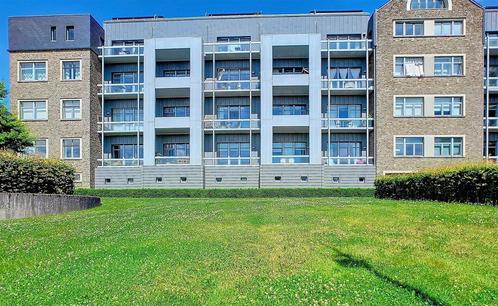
left=21, top=119, right=49, bottom=122
left=61, top=119, right=82, bottom=121
left=393, top=116, right=465, bottom=119
left=62, top=158, right=83, bottom=160
left=60, top=79, right=83, bottom=82
left=18, top=80, right=48, bottom=83
left=393, top=35, right=465, bottom=38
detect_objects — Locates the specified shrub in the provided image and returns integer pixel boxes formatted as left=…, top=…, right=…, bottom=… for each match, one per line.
left=375, top=163, right=498, bottom=205
left=0, top=151, right=75, bottom=194
left=76, top=188, right=374, bottom=199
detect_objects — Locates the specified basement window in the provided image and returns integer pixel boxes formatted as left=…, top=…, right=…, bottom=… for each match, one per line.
left=105, top=178, right=111, bottom=184
left=359, top=177, right=366, bottom=183
left=274, top=176, right=282, bottom=182
left=216, top=177, right=223, bottom=183
left=156, top=177, right=163, bottom=183
left=241, top=177, right=248, bottom=182
left=332, top=177, right=340, bottom=183
left=127, top=178, right=134, bottom=184
left=300, top=176, right=308, bottom=182
left=180, top=177, right=187, bottom=183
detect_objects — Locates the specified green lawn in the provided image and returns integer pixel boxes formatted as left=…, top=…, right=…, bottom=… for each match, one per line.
left=0, top=197, right=497, bottom=305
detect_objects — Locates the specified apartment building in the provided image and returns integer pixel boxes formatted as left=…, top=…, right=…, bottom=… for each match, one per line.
left=8, top=15, right=104, bottom=187
left=7, top=0, right=498, bottom=189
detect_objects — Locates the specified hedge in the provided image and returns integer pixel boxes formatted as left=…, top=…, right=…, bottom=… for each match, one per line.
left=76, top=188, right=374, bottom=199
left=375, top=163, right=498, bottom=205
left=0, top=151, right=75, bottom=194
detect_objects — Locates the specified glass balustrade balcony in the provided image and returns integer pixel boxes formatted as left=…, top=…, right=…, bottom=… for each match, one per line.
left=272, top=155, right=310, bottom=164
left=98, top=159, right=143, bottom=167
left=203, top=118, right=260, bottom=129
left=321, top=40, right=372, bottom=51
left=321, top=79, right=374, bottom=90
left=100, top=46, right=144, bottom=57
left=204, top=80, right=260, bottom=91
left=484, top=117, right=498, bottom=127
left=155, top=156, right=191, bottom=165
left=486, top=77, right=498, bottom=89
left=204, top=42, right=261, bottom=53
left=98, top=122, right=143, bottom=133
left=100, top=83, right=143, bottom=94
left=323, top=157, right=374, bottom=166
left=489, top=37, right=498, bottom=48
left=321, top=118, right=374, bottom=129
left=204, top=157, right=260, bottom=166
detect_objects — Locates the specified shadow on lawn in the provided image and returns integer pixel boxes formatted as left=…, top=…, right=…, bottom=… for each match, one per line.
left=332, top=248, right=444, bottom=306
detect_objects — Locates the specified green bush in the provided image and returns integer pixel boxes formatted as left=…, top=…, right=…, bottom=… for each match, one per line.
left=375, top=163, right=498, bottom=205
left=0, top=151, right=75, bottom=194
left=76, top=188, right=374, bottom=199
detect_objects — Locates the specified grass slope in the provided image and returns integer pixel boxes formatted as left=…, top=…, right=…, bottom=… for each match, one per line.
left=0, top=197, right=497, bottom=305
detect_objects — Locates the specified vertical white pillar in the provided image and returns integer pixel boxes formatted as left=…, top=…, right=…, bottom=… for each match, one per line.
left=260, top=35, right=273, bottom=165
left=189, top=38, right=203, bottom=165
left=143, top=39, right=156, bottom=166
left=308, top=34, right=322, bottom=164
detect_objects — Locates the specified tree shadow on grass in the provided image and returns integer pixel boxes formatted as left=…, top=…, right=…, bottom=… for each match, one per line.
left=332, top=248, right=445, bottom=306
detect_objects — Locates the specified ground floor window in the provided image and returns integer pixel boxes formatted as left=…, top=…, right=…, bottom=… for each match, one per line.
left=434, top=137, right=463, bottom=157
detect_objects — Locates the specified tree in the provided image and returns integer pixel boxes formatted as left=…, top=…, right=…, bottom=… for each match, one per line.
left=0, top=104, right=34, bottom=153
left=0, top=81, right=6, bottom=100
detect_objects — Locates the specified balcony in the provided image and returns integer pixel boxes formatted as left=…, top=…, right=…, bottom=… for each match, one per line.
left=323, top=157, right=374, bottom=166
left=272, top=155, right=310, bottom=164
left=485, top=77, right=498, bottom=93
left=488, top=37, right=498, bottom=55
left=98, top=159, right=143, bottom=167
left=204, top=42, right=261, bottom=60
left=204, top=157, right=260, bottom=166
left=155, top=156, right=190, bottom=165
left=321, top=40, right=372, bottom=57
left=321, top=78, right=374, bottom=95
left=99, top=83, right=143, bottom=99
left=204, top=79, right=260, bottom=96
left=203, top=118, right=260, bottom=130
left=98, top=121, right=144, bottom=134
left=100, top=46, right=144, bottom=63
left=484, top=117, right=498, bottom=129
left=321, top=118, right=374, bottom=129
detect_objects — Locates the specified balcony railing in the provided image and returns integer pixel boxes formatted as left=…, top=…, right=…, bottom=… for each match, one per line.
left=204, top=157, right=260, bottom=166
left=321, top=118, right=374, bottom=129
left=98, top=121, right=143, bottom=133
left=322, top=79, right=374, bottom=90
left=485, top=77, right=498, bottom=89
left=204, top=119, right=260, bottom=129
left=155, top=156, right=190, bottom=165
left=273, top=67, right=309, bottom=75
left=204, top=80, right=260, bottom=91
left=100, top=83, right=143, bottom=94
left=488, top=37, right=498, bottom=48
left=323, top=157, right=374, bottom=166
left=484, top=117, right=498, bottom=127
left=98, top=159, right=143, bottom=167
left=204, top=42, right=261, bottom=53
left=100, top=46, right=144, bottom=57
left=272, top=155, right=310, bottom=164
left=321, top=40, right=372, bottom=51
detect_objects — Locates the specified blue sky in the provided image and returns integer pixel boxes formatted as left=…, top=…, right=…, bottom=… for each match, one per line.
left=0, top=0, right=494, bottom=103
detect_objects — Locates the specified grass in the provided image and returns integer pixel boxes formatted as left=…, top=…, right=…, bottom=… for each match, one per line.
left=0, top=197, right=497, bottom=305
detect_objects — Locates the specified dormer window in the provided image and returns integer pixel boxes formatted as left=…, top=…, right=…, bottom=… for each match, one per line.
left=410, top=0, right=446, bottom=9
left=66, top=26, right=74, bottom=41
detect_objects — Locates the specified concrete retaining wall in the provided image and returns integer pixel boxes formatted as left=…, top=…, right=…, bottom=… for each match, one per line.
left=0, top=193, right=101, bottom=220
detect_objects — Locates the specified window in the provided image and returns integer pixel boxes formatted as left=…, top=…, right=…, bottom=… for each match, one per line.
left=217, top=105, right=250, bottom=120
left=411, top=0, right=446, bottom=9
left=66, top=26, right=74, bottom=41
left=127, top=178, right=134, bottom=184
left=105, top=178, right=111, bottom=184
left=74, top=173, right=82, bottom=182
left=395, top=137, right=424, bottom=157
left=215, top=177, right=223, bottom=183
left=217, top=36, right=251, bottom=42
left=359, top=177, right=366, bottom=183
left=395, top=57, right=424, bottom=77
left=330, top=105, right=362, bottom=118
left=163, top=106, right=190, bottom=117
left=330, top=142, right=361, bottom=161
left=180, top=177, right=187, bottom=183
left=434, top=97, right=463, bottom=116
left=434, top=56, right=463, bottom=76
left=300, top=176, right=308, bottom=182
left=19, top=101, right=47, bottom=120
left=111, top=108, right=143, bottom=122
left=273, top=104, right=308, bottom=116
left=62, top=61, right=81, bottom=80
left=395, top=97, right=424, bottom=117
left=24, top=139, right=48, bottom=158
left=332, top=177, right=340, bottom=183
left=395, top=21, right=424, bottom=36
left=50, top=26, right=57, bottom=41
left=112, top=40, right=144, bottom=46
left=62, top=138, right=81, bottom=159
left=274, top=176, right=282, bottom=182
left=217, top=68, right=250, bottom=81
left=435, top=20, right=463, bottom=36
left=111, top=144, right=142, bottom=159
left=434, top=137, right=463, bottom=157
left=112, top=72, right=142, bottom=84
left=330, top=67, right=362, bottom=79
left=217, top=142, right=250, bottom=165
left=273, top=142, right=308, bottom=156
left=61, top=100, right=81, bottom=120
left=163, top=69, right=190, bottom=77
left=240, top=177, right=248, bottom=182
left=19, top=62, right=47, bottom=81
left=163, top=143, right=189, bottom=157
left=156, top=177, right=163, bottom=183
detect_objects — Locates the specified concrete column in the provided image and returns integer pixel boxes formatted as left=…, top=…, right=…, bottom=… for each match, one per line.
left=189, top=38, right=203, bottom=165
left=424, top=55, right=435, bottom=77
left=143, top=39, right=156, bottom=166
left=308, top=34, right=322, bottom=165
left=425, top=20, right=435, bottom=36
left=424, top=95, right=435, bottom=116
left=424, top=136, right=435, bottom=157
left=260, top=35, right=274, bottom=165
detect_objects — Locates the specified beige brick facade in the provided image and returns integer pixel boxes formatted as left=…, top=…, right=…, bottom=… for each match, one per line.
left=9, top=50, right=101, bottom=187
left=375, top=0, right=484, bottom=175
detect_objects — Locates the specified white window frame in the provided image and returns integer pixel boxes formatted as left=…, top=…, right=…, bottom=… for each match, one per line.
left=394, top=97, right=424, bottom=117
left=434, top=96, right=464, bottom=117
left=17, top=61, right=48, bottom=82
left=74, top=173, right=83, bottom=183
left=434, top=20, right=465, bottom=36
left=60, top=59, right=82, bottom=81
left=25, top=139, right=49, bottom=158
left=407, top=0, right=452, bottom=10
left=65, top=26, right=75, bottom=41
left=394, top=136, right=425, bottom=157
left=434, top=136, right=464, bottom=157
left=18, top=100, right=48, bottom=121
left=434, top=55, right=464, bottom=76
left=394, top=21, right=425, bottom=37
left=61, top=138, right=82, bottom=160
left=60, top=99, right=82, bottom=120
left=394, top=56, right=425, bottom=77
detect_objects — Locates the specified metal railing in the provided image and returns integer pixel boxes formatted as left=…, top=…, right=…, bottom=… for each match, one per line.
left=155, top=156, right=190, bottom=165
left=204, top=42, right=261, bottom=53
left=98, top=159, right=143, bottom=167
left=323, top=157, right=374, bottom=166
left=272, top=155, right=310, bottom=164
left=484, top=117, right=498, bottom=127
left=485, top=77, right=498, bottom=89
left=322, top=79, right=374, bottom=90
left=203, top=118, right=260, bottom=129
left=488, top=37, right=498, bottom=48
left=204, top=157, right=260, bottom=166
left=100, top=83, right=143, bottom=94
left=321, top=40, right=372, bottom=51
left=204, top=80, right=260, bottom=91
left=100, top=46, right=144, bottom=56
left=321, top=118, right=374, bottom=129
